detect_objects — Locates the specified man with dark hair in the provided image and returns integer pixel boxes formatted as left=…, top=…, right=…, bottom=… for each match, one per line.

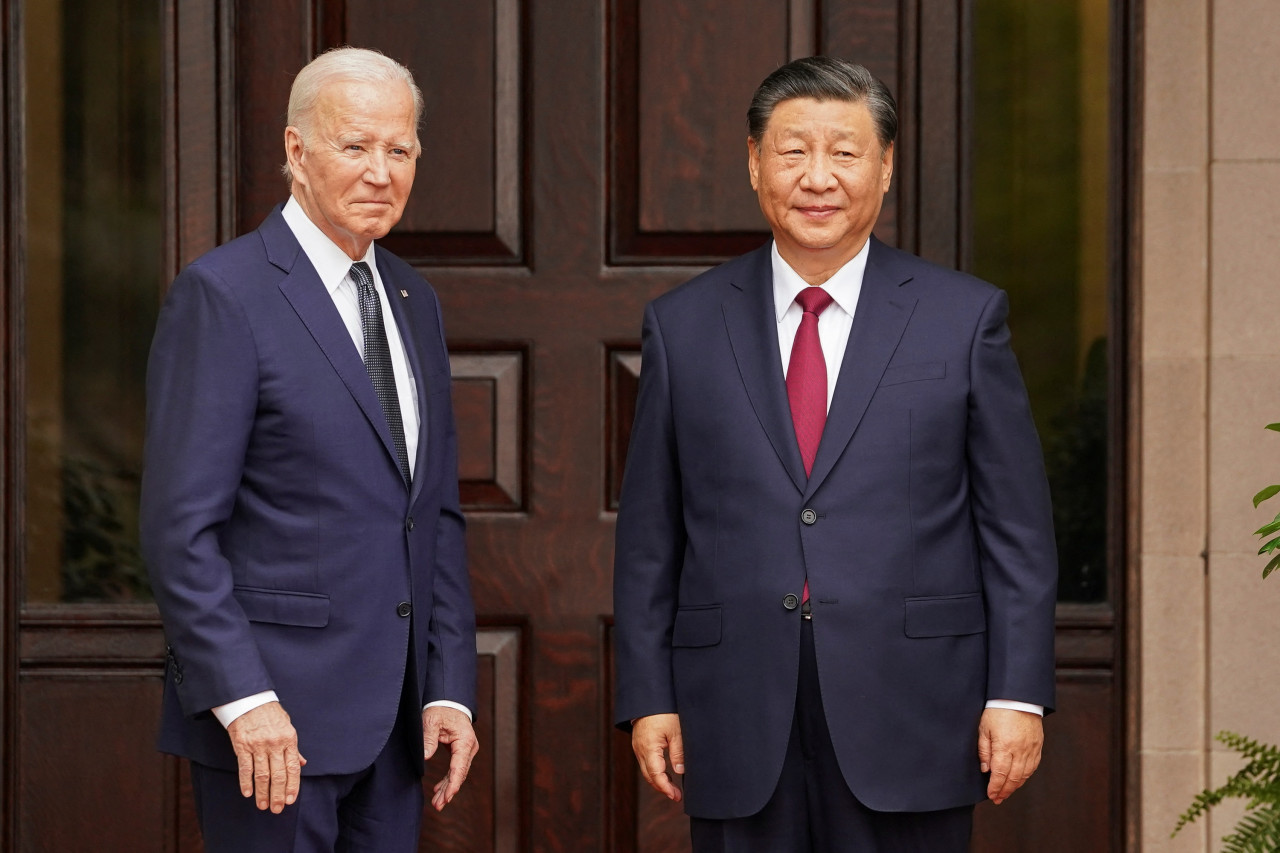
left=141, top=47, right=478, bottom=852
left=614, top=56, right=1057, bottom=851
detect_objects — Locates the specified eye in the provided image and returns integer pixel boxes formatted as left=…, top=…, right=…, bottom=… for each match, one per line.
left=346, top=144, right=364, bottom=152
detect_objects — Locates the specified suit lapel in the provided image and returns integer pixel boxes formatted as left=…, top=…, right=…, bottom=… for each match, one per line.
left=722, top=245, right=808, bottom=492
left=377, top=249, right=438, bottom=506
left=263, top=211, right=406, bottom=482
left=804, top=238, right=916, bottom=498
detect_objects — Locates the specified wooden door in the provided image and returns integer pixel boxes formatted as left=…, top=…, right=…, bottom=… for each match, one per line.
left=2, top=0, right=1125, bottom=850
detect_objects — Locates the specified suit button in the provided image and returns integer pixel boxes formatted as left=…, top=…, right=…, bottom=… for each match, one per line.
left=782, top=593, right=800, bottom=611
left=800, top=508, right=818, bottom=525
left=406, top=517, right=415, bottom=532
left=173, top=670, right=184, bottom=684
left=397, top=601, right=412, bottom=617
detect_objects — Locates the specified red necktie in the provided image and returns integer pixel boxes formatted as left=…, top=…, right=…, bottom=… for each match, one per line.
left=786, top=287, right=834, bottom=477
left=786, top=286, right=834, bottom=606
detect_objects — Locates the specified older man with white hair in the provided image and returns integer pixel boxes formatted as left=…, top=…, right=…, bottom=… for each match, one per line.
left=141, top=47, right=478, bottom=852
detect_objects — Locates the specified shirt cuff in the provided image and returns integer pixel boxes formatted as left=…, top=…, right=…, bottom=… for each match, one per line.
left=213, top=691, right=280, bottom=728
left=985, top=699, right=1044, bottom=716
left=423, top=700, right=473, bottom=722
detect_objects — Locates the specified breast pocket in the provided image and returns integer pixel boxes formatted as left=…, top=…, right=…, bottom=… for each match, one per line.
left=880, top=361, right=946, bottom=387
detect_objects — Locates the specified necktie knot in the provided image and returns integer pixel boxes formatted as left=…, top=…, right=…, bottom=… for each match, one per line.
left=350, top=261, right=375, bottom=294
left=795, top=286, right=833, bottom=317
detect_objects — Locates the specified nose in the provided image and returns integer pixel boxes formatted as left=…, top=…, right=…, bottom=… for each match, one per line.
left=799, top=153, right=836, bottom=191
left=364, top=151, right=391, bottom=186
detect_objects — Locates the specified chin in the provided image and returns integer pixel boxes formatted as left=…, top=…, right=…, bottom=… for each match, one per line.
left=791, top=235, right=841, bottom=251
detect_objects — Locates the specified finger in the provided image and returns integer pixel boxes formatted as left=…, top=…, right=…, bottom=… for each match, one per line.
left=977, top=728, right=992, bottom=774
left=270, top=746, right=291, bottom=813
left=431, top=774, right=455, bottom=812
left=992, top=753, right=1027, bottom=804
left=1026, top=747, right=1042, bottom=779
left=284, top=747, right=303, bottom=806
left=985, top=749, right=1012, bottom=803
left=253, top=749, right=272, bottom=810
left=668, top=730, right=686, bottom=776
left=423, top=718, right=441, bottom=761
left=644, top=748, right=681, bottom=801
left=434, top=738, right=477, bottom=810
left=236, top=748, right=255, bottom=799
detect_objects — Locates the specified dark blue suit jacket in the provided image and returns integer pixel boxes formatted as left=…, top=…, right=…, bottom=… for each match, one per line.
left=140, top=206, right=476, bottom=776
left=613, top=238, right=1057, bottom=818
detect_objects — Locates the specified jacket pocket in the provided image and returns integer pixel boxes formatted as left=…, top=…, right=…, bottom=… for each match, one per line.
left=234, top=586, right=331, bottom=628
left=671, top=605, right=722, bottom=648
left=903, top=592, right=985, bottom=638
left=880, top=361, right=946, bottom=387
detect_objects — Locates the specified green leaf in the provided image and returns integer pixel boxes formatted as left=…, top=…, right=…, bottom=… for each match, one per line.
left=1255, top=517, right=1280, bottom=538
left=1255, top=485, right=1280, bottom=508
left=1264, top=553, right=1280, bottom=579
left=1266, top=423, right=1280, bottom=432
left=1259, top=536, right=1280, bottom=555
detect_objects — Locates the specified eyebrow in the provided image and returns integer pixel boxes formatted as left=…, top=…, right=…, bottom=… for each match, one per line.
left=332, top=133, right=416, bottom=151
left=772, top=127, right=858, bottom=140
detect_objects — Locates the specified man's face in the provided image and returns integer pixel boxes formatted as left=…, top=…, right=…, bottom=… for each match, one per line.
left=748, top=97, right=894, bottom=275
left=285, top=78, right=418, bottom=259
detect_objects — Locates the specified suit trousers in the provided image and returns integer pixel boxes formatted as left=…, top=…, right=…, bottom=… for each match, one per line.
left=690, top=620, right=974, bottom=853
left=189, top=679, right=424, bottom=853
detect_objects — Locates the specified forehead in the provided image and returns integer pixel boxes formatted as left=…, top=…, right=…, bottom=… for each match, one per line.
left=314, top=78, right=415, bottom=131
left=763, top=97, right=875, bottom=139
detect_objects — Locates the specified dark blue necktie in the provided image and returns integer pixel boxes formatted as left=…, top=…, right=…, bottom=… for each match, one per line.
left=350, top=262, right=411, bottom=486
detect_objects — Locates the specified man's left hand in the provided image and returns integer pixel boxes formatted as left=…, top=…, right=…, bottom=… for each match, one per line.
left=977, top=708, right=1043, bottom=805
left=423, top=706, right=480, bottom=811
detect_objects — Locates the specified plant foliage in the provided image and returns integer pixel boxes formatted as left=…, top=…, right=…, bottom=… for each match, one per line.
left=1173, top=731, right=1280, bottom=851
left=1252, top=423, right=1280, bottom=579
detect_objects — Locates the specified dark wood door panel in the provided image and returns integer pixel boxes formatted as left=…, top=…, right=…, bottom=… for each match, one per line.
left=14, top=620, right=521, bottom=853
left=19, top=672, right=169, bottom=852
left=608, top=0, right=905, bottom=263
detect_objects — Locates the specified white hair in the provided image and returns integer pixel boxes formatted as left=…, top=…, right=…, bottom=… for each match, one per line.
left=281, top=47, right=424, bottom=185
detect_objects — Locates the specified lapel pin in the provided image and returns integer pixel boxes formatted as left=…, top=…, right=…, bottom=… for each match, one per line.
left=399, top=289, right=408, bottom=298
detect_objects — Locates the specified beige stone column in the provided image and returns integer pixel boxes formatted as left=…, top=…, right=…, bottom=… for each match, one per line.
left=1140, top=0, right=1280, bottom=849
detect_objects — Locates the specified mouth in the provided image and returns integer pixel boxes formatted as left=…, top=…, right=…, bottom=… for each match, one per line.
left=795, top=205, right=841, bottom=220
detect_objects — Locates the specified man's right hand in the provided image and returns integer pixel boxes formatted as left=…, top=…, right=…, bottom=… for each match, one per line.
left=631, top=713, right=684, bottom=802
left=225, top=701, right=306, bottom=812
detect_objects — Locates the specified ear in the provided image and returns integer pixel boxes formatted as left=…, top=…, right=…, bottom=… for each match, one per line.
left=748, top=137, right=761, bottom=192
left=879, top=142, right=895, bottom=192
left=284, top=126, right=307, bottom=187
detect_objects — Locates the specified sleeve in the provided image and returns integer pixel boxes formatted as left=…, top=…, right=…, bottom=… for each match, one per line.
left=423, top=290, right=478, bottom=713
left=966, top=289, right=1059, bottom=712
left=139, top=263, right=274, bottom=715
left=612, top=302, right=687, bottom=731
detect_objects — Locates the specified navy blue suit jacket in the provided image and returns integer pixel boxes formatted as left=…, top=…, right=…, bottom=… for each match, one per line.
left=613, top=238, right=1057, bottom=818
left=140, top=206, right=476, bottom=776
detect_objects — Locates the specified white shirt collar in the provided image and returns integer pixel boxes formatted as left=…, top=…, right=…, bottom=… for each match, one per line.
left=771, top=238, right=870, bottom=322
left=281, top=196, right=378, bottom=295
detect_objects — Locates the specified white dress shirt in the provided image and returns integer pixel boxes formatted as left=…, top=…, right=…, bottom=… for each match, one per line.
left=213, top=198, right=471, bottom=727
left=771, top=240, right=1042, bottom=718
left=282, top=198, right=420, bottom=474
